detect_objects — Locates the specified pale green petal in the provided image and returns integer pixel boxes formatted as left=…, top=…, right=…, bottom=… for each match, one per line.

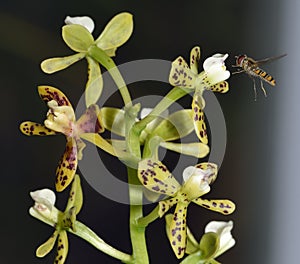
left=36, top=230, right=59, bottom=257
left=85, top=56, right=103, bottom=107
left=62, top=24, right=94, bottom=52
left=186, top=226, right=200, bottom=254
left=96, top=12, right=133, bottom=53
left=41, top=53, right=86, bottom=74
left=152, top=110, right=194, bottom=141
left=100, top=107, right=125, bottom=136
left=199, top=232, right=219, bottom=260
left=65, top=174, right=83, bottom=215
left=160, top=142, right=210, bottom=158
left=55, top=231, right=69, bottom=264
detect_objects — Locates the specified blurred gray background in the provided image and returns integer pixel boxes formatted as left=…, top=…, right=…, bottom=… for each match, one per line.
left=1, top=0, right=299, bottom=263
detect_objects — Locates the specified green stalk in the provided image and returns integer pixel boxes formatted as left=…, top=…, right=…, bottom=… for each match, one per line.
left=136, top=206, right=160, bottom=227
left=134, top=86, right=191, bottom=135
left=70, top=221, right=133, bottom=263
left=127, top=167, right=149, bottom=264
left=88, top=45, right=132, bottom=107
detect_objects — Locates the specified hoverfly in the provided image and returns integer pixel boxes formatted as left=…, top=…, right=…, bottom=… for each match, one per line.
left=232, top=53, right=286, bottom=100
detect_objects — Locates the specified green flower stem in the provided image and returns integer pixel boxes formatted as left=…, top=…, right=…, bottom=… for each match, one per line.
left=134, top=86, right=191, bottom=135
left=70, top=221, right=133, bottom=263
left=127, top=167, right=149, bottom=264
left=88, top=45, right=132, bottom=107
left=136, top=206, right=160, bottom=227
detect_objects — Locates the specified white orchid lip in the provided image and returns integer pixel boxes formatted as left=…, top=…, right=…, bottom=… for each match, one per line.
left=65, top=16, right=95, bottom=33
left=203, top=53, right=229, bottom=72
left=205, top=220, right=236, bottom=257
left=30, top=189, right=56, bottom=210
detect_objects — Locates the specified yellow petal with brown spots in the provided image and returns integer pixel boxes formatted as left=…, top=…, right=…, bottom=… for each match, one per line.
left=38, top=85, right=71, bottom=106
left=138, top=159, right=181, bottom=196
left=169, top=202, right=188, bottom=259
left=189, top=46, right=200, bottom=74
left=169, top=56, right=196, bottom=88
left=195, top=162, right=218, bottom=184
left=192, top=94, right=208, bottom=144
left=208, top=81, right=229, bottom=93
left=55, top=230, right=68, bottom=264
left=20, top=121, right=57, bottom=136
left=158, top=197, right=178, bottom=217
left=56, top=138, right=78, bottom=192
left=193, top=198, right=236, bottom=215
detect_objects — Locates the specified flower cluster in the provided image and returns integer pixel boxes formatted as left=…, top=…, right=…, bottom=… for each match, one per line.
left=20, top=12, right=236, bottom=264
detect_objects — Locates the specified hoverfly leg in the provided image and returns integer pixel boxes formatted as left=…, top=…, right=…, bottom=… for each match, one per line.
left=232, top=69, right=246, bottom=75
left=252, top=78, right=257, bottom=101
left=260, top=80, right=267, bottom=97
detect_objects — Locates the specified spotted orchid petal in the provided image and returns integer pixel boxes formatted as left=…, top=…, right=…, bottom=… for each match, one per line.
left=36, top=230, right=59, bottom=258
left=138, top=159, right=181, bottom=196
left=95, top=12, right=133, bottom=56
left=62, top=24, right=94, bottom=52
left=158, top=197, right=179, bottom=217
left=65, top=16, right=95, bottom=33
left=20, top=122, right=57, bottom=136
left=76, top=104, right=104, bottom=135
left=56, top=137, right=78, bottom=192
left=169, top=56, right=196, bottom=88
left=169, top=202, right=189, bottom=259
left=190, top=46, right=201, bottom=74
left=192, top=93, right=207, bottom=144
left=41, top=53, right=86, bottom=74
left=38, top=85, right=72, bottom=106
left=208, top=80, right=229, bottom=93
left=85, top=56, right=103, bottom=107
left=205, top=221, right=235, bottom=258
left=54, top=230, right=69, bottom=264
left=193, top=198, right=236, bottom=215
left=65, top=174, right=83, bottom=216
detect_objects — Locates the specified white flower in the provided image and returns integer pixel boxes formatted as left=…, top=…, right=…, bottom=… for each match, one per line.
left=29, top=189, right=59, bottom=226
left=205, top=220, right=236, bottom=258
left=65, top=16, right=95, bottom=33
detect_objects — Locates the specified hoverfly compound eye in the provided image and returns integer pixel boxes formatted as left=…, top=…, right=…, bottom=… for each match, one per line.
left=236, top=55, right=245, bottom=66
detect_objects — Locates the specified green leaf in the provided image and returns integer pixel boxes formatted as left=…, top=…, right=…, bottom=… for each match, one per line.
left=160, top=142, right=210, bottom=158
left=85, top=56, right=103, bottom=107
left=62, top=24, right=94, bottom=52
left=41, top=53, right=86, bottom=74
left=95, top=12, right=133, bottom=55
left=199, top=232, right=219, bottom=260
left=152, top=110, right=194, bottom=141
left=100, top=107, right=125, bottom=136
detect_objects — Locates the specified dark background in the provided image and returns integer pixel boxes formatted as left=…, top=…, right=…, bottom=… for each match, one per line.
left=1, top=0, right=299, bottom=263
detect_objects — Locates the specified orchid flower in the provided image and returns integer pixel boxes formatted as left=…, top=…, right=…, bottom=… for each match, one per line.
left=41, top=13, right=133, bottom=106
left=169, top=47, right=230, bottom=144
left=29, top=175, right=83, bottom=264
left=138, top=159, right=235, bottom=259
left=20, top=85, right=104, bottom=191
left=177, top=220, right=235, bottom=263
